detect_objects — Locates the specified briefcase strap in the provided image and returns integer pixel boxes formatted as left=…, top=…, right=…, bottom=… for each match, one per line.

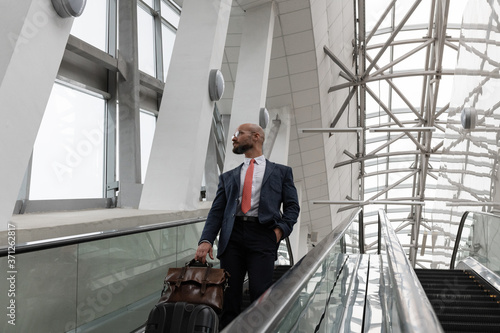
left=175, top=266, right=187, bottom=288
left=201, top=266, right=211, bottom=295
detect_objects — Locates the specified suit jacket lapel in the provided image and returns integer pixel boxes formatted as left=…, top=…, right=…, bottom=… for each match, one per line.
left=262, top=160, right=275, bottom=186
left=232, top=164, right=243, bottom=191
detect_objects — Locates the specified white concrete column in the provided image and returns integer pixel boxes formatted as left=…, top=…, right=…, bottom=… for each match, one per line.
left=262, top=106, right=303, bottom=260
left=204, top=130, right=219, bottom=201
left=265, top=106, right=292, bottom=164
left=0, top=0, right=73, bottom=230
left=139, top=0, right=232, bottom=211
left=117, top=0, right=142, bottom=208
left=224, top=3, right=276, bottom=172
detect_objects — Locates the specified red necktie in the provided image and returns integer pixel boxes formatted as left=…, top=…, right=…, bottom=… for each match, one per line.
left=241, top=159, right=255, bottom=214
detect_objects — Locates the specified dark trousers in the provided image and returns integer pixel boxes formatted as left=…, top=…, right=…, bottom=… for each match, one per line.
left=219, top=218, right=278, bottom=328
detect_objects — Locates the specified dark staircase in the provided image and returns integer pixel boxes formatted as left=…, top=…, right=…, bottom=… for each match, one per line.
left=415, top=269, right=500, bottom=332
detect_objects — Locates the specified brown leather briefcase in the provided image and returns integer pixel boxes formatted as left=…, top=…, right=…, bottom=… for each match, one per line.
left=159, top=259, right=229, bottom=313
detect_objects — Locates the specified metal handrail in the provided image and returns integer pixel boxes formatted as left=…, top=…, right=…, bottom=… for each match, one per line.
left=451, top=210, right=500, bottom=272
left=450, top=211, right=470, bottom=269
left=0, top=216, right=207, bottom=256
left=222, top=208, right=362, bottom=333
left=284, top=235, right=295, bottom=266
left=450, top=210, right=500, bottom=269
left=378, top=209, right=444, bottom=333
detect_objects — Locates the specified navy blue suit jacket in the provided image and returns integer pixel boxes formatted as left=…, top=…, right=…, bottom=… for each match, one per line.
left=199, top=160, right=300, bottom=258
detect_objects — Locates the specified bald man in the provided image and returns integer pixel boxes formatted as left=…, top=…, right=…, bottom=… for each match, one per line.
left=195, top=123, right=300, bottom=327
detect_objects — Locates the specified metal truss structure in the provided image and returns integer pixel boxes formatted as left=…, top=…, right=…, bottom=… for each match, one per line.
left=325, top=0, right=500, bottom=268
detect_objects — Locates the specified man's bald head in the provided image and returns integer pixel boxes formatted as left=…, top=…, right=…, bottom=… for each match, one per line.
left=232, top=123, right=265, bottom=157
left=240, top=123, right=265, bottom=143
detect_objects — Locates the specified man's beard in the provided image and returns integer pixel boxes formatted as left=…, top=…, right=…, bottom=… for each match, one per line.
left=232, top=143, right=252, bottom=154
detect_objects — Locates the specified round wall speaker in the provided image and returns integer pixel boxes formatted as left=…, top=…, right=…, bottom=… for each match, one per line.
left=461, top=107, right=477, bottom=129
left=208, top=69, right=225, bottom=101
left=52, top=0, right=87, bottom=18
left=259, top=107, right=269, bottom=129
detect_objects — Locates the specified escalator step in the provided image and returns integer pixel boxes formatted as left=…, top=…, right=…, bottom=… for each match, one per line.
left=422, top=288, right=488, bottom=296
left=417, top=275, right=475, bottom=281
left=441, top=321, right=500, bottom=332
left=420, top=282, right=482, bottom=290
left=437, top=313, right=500, bottom=324
left=421, top=282, right=486, bottom=288
left=428, top=299, right=500, bottom=308
left=434, top=306, right=500, bottom=316
left=425, top=293, right=495, bottom=301
left=419, top=279, right=476, bottom=285
left=415, top=269, right=467, bottom=275
left=415, top=269, right=500, bottom=331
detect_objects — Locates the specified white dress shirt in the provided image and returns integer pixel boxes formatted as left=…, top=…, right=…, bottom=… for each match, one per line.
left=238, top=155, right=266, bottom=217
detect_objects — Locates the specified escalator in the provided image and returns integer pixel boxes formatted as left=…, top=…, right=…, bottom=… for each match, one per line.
left=223, top=208, right=447, bottom=332
left=225, top=209, right=500, bottom=333
left=415, top=269, right=500, bottom=332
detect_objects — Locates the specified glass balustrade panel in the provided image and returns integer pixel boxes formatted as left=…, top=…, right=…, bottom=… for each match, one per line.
left=0, top=221, right=211, bottom=333
left=0, top=246, right=78, bottom=333
left=273, top=239, right=349, bottom=331
left=454, top=212, right=500, bottom=274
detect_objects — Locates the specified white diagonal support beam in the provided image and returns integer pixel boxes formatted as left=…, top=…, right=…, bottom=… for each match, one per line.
left=365, top=86, right=427, bottom=152
left=0, top=0, right=74, bottom=230
left=364, top=0, right=423, bottom=75
left=324, top=45, right=357, bottom=82
left=328, top=69, right=454, bottom=92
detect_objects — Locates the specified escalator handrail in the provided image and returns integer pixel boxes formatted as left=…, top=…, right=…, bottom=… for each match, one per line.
left=222, top=208, right=362, bottom=333
left=0, top=216, right=207, bottom=256
left=284, top=235, right=294, bottom=266
left=378, top=209, right=444, bottom=333
left=450, top=210, right=470, bottom=269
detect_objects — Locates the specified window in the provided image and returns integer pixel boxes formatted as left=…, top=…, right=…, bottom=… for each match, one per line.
left=70, top=0, right=108, bottom=51
left=138, top=5, right=156, bottom=76
left=162, top=24, right=176, bottom=80
left=161, top=0, right=180, bottom=29
left=30, top=84, right=106, bottom=200
left=140, top=110, right=157, bottom=183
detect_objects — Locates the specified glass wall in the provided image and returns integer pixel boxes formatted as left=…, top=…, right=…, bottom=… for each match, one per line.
left=361, top=0, right=470, bottom=269
left=432, top=0, right=500, bottom=268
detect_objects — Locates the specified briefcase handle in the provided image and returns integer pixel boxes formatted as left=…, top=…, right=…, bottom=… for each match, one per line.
left=175, top=260, right=213, bottom=286
left=186, top=259, right=213, bottom=268
left=177, top=259, right=213, bottom=295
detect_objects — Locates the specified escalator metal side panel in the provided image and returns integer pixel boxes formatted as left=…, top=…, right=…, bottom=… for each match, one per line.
left=290, top=253, right=349, bottom=333
left=222, top=208, right=362, bottom=333
left=456, top=257, right=500, bottom=293
left=336, top=255, right=369, bottom=333
left=364, top=255, right=385, bottom=333
left=379, top=209, right=444, bottom=333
